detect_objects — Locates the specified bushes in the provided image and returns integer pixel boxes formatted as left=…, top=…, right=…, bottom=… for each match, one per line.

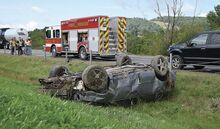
left=127, top=21, right=207, bottom=56
left=29, top=29, right=45, bottom=49
left=207, top=5, right=220, bottom=30
left=127, top=30, right=169, bottom=55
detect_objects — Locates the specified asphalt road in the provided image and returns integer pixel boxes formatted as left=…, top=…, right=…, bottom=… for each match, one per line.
left=0, top=49, right=153, bottom=64
left=1, top=49, right=220, bottom=74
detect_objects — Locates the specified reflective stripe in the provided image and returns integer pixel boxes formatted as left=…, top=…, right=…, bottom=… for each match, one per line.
left=104, top=17, right=109, bottom=54
left=100, top=17, right=105, bottom=28
left=45, top=43, right=62, bottom=47
left=99, top=17, right=105, bottom=54
left=99, top=17, right=110, bottom=54
left=117, top=18, right=127, bottom=52
left=99, top=31, right=104, bottom=54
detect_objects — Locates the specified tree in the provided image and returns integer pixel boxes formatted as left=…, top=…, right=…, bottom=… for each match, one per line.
left=29, top=29, right=45, bottom=49
left=207, top=5, right=220, bottom=29
left=154, top=0, right=183, bottom=45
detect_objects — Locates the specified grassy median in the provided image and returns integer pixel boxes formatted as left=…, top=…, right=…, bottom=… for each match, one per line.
left=0, top=54, right=219, bottom=129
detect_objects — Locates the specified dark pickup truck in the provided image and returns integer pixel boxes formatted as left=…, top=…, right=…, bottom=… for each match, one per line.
left=168, top=30, right=220, bottom=69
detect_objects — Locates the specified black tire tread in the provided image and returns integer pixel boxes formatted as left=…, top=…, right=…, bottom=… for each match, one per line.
left=49, top=65, right=69, bottom=78
left=116, top=55, right=132, bottom=66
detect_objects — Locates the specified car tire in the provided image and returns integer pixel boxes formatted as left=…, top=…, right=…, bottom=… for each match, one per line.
left=82, top=65, right=108, bottom=92
left=151, top=55, right=169, bottom=81
left=51, top=46, right=57, bottom=57
left=193, top=65, right=205, bottom=69
left=116, top=55, right=132, bottom=66
left=79, top=47, right=88, bottom=60
left=49, top=65, right=69, bottom=77
left=172, top=55, right=184, bottom=70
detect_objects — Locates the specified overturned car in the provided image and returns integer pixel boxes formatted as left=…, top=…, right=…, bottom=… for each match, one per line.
left=39, top=55, right=176, bottom=105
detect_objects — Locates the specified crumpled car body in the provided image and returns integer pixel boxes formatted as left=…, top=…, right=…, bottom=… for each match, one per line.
left=39, top=56, right=176, bottom=105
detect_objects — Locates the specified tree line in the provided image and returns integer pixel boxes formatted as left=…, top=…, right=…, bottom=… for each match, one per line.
left=127, top=2, right=220, bottom=55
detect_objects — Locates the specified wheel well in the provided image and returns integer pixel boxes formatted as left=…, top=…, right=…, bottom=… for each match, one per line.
left=171, top=51, right=181, bottom=56
left=51, top=44, right=56, bottom=52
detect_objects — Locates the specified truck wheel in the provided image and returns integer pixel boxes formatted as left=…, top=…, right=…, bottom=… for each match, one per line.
left=116, top=55, right=132, bottom=66
left=151, top=56, right=169, bottom=81
left=49, top=65, right=69, bottom=77
left=172, top=55, right=184, bottom=70
left=79, top=47, right=88, bottom=60
left=82, top=65, right=108, bottom=92
left=51, top=46, right=57, bottom=57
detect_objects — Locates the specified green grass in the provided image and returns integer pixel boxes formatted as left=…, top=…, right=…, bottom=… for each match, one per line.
left=0, top=55, right=219, bottom=129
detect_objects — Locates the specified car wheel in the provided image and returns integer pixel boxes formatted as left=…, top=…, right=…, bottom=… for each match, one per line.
left=116, top=55, right=132, bottom=66
left=151, top=55, right=169, bottom=81
left=193, top=65, right=205, bottom=69
left=79, top=47, right=88, bottom=60
left=51, top=46, right=57, bottom=57
left=82, top=65, right=108, bottom=92
left=172, top=55, right=184, bottom=70
left=49, top=65, right=69, bottom=77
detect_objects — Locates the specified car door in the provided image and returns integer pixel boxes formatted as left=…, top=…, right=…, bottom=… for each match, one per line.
left=204, top=33, right=220, bottom=65
left=181, top=33, right=208, bottom=64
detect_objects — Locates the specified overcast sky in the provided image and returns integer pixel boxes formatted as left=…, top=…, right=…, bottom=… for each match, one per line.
left=0, top=0, right=219, bottom=30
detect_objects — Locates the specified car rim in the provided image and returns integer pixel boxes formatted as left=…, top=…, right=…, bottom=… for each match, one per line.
left=172, top=58, right=180, bottom=69
left=52, top=47, right=56, bottom=56
left=80, top=49, right=86, bottom=59
left=88, top=68, right=106, bottom=90
left=156, top=58, right=167, bottom=73
left=93, top=69, right=104, bottom=87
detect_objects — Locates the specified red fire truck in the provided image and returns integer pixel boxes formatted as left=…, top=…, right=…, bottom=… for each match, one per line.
left=45, top=16, right=127, bottom=59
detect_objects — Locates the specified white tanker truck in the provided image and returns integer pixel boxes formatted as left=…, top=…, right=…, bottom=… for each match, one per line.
left=0, top=28, right=28, bottom=49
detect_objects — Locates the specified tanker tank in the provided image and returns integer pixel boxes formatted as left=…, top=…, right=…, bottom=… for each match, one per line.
left=0, top=28, right=28, bottom=49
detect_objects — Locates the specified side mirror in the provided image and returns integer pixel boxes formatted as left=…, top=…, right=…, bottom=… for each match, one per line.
left=187, top=41, right=197, bottom=47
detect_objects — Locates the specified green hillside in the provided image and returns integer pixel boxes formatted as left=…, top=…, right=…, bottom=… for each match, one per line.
left=127, top=18, right=162, bottom=34
left=0, top=55, right=219, bottom=129
left=151, top=16, right=207, bottom=26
